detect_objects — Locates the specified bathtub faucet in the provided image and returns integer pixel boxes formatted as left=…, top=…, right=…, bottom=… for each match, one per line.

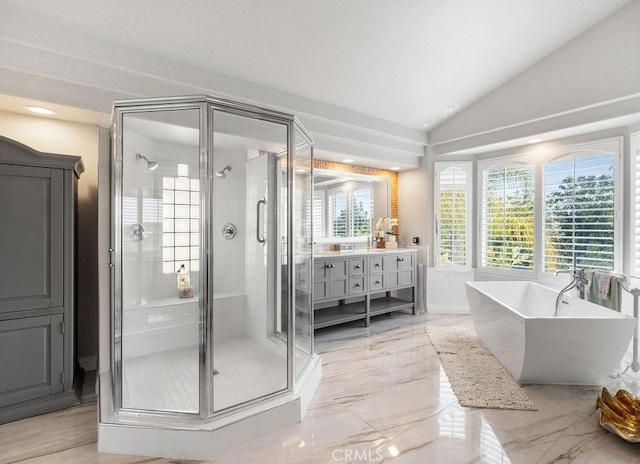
left=554, top=271, right=578, bottom=317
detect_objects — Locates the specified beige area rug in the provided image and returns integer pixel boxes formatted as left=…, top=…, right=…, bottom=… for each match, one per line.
left=426, top=326, right=536, bottom=411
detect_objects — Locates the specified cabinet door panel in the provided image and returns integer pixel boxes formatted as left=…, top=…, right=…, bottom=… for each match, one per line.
left=0, top=166, right=64, bottom=314
left=386, top=272, right=400, bottom=289
left=398, top=269, right=414, bottom=287
left=398, top=253, right=413, bottom=269
left=330, top=259, right=348, bottom=279
left=314, top=282, right=329, bottom=301
left=0, top=315, right=63, bottom=407
left=329, top=279, right=348, bottom=299
left=384, top=255, right=399, bottom=272
left=313, top=260, right=329, bottom=282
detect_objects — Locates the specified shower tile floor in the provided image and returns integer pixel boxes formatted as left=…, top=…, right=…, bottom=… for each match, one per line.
left=123, top=334, right=288, bottom=412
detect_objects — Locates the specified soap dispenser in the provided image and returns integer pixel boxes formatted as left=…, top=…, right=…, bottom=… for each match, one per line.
left=176, top=264, right=193, bottom=298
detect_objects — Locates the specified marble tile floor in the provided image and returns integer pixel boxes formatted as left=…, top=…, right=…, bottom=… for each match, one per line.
left=2, top=312, right=640, bottom=463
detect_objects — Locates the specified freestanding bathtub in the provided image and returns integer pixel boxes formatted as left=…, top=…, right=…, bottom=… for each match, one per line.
left=465, top=281, right=636, bottom=385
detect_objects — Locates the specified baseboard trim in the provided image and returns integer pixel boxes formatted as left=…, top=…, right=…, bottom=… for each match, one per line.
left=427, top=305, right=470, bottom=314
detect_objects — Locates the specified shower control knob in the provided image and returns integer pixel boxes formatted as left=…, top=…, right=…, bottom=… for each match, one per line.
left=221, top=223, right=237, bottom=240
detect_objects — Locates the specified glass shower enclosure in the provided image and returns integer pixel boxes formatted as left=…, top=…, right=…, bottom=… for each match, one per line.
left=105, top=95, right=317, bottom=448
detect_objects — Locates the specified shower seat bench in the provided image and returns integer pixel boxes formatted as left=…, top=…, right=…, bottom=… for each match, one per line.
left=311, top=248, right=416, bottom=329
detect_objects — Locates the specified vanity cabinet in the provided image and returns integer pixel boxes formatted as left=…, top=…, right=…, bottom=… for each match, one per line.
left=0, top=136, right=83, bottom=424
left=313, top=258, right=350, bottom=301
left=313, top=249, right=416, bottom=329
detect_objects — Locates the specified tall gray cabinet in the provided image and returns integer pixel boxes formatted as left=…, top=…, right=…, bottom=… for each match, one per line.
left=0, top=136, right=84, bottom=424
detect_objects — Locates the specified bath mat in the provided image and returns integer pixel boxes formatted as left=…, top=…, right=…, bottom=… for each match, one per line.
left=425, top=326, right=536, bottom=411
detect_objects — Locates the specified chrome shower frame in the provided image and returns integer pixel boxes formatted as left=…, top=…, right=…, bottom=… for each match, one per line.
left=109, top=95, right=315, bottom=423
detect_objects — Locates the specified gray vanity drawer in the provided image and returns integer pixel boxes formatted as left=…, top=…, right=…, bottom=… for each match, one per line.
left=370, top=274, right=385, bottom=292
left=350, top=276, right=366, bottom=295
left=370, top=257, right=384, bottom=273
left=350, top=258, right=366, bottom=276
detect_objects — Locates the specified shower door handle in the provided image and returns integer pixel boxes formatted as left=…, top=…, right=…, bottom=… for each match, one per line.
left=257, top=197, right=267, bottom=245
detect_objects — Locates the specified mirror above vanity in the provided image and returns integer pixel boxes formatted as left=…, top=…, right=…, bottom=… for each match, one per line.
left=313, top=168, right=391, bottom=243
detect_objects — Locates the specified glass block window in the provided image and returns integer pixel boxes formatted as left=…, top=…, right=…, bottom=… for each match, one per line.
left=162, top=163, right=200, bottom=274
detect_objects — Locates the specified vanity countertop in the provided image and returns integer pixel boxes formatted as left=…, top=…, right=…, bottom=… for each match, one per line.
left=314, top=247, right=417, bottom=258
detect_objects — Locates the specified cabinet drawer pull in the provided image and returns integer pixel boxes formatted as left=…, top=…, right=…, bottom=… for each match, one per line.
left=327, top=264, right=334, bottom=269
left=375, top=280, right=381, bottom=284
left=355, top=283, right=361, bottom=287
left=375, top=263, right=381, bottom=267
left=398, top=257, right=405, bottom=261
left=355, top=264, right=362, bottom=269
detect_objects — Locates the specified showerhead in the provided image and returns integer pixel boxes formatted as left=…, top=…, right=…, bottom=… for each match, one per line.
left=135, top=153, right=158, bottom=171
left=216, top=165, right=232, bottom=178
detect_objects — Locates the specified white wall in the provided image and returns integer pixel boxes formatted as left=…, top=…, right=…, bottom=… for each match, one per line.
left=398, top=158, right=430, bottom=258
left=429, top=0, right=640, bottom=154
left=0, top=110, right=100, bottom=370
left=213, top=148, right=247, bottom=297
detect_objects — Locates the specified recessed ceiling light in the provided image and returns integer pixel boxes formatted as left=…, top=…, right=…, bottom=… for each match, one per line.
left=528, top=138, right=542, bottom=144
left=390, top=166, right=400, bottom=171
left=443, top=105, right=460, bottom=118
left=342, top=159, right=354, bottom=163
left=25, top=106, right=56, bottom=115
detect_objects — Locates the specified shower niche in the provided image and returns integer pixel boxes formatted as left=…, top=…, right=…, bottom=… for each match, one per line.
left=99, top=96, right=320, bottom=460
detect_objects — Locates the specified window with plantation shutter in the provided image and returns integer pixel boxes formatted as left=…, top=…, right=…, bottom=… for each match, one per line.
left=312, top=190, right=325, bottom=239
left=634, top=136, right=640, bottom=275
left=326, top=186, right=372, bottom=238
left=543, top=151, right=615, bottom=273
left=480, top=163, right=535, bottom=272
left=435, top=162, right=471, bottom=272
left=329, top=191, right=347, bottom=237
left=349, top=188, right=372, bottom=236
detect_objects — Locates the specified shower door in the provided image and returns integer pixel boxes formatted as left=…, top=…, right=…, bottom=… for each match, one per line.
left=116, top=107, right=202, bottom=414
left=210, top=109, right=289, bottom=411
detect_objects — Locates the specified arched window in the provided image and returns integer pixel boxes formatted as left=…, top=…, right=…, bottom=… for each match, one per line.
left=435, top=163, right=472, bottom=272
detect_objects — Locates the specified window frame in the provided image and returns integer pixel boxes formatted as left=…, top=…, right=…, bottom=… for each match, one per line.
left=434, top=161, right=472, bottom=273
left=631, top=131, right=640, bottom=276
left=476, top=156, right=536, bottom=278
left=542, top=147, right=619, bottom=274
left=475, top=137, right=622, bottom=281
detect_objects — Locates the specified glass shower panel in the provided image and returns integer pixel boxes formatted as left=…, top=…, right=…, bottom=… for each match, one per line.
left=120, top=109, right=201, bottom=413
left=294, top=130, right=313, bottom=379
left=211, top=110, right=289, bottom=411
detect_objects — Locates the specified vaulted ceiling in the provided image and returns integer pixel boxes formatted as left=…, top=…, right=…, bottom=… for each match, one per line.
left=0, top=0, right=634, bottom=166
